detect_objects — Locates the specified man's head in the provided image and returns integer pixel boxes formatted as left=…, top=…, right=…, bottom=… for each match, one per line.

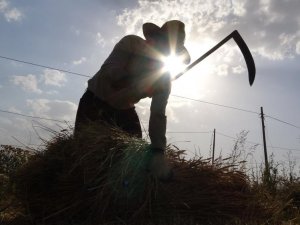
left=143, top=20, right=190, bottom=62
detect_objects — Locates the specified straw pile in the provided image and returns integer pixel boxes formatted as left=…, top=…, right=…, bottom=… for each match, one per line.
left=15, top=123, right=279, bottom=225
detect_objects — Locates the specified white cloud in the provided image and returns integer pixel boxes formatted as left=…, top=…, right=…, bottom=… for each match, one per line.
left=137, top=97, right=194, bottom=125
left=96, top=32, right=106, bottom=47
left=8, top=106, right=21, bottom=114
left=232, top=65, right=245, bottom=74
left=296, top=41, right=300, bottom=55
left=255, top=47, right=284, bottom=60
left=12, top=74, right=42, bottom=93
left=116, top=0, right=300, bottom=61
left=43, top=69, right=67, bottom=87
left=4, top=7, right=22, bottom=22
left=0, top=0, right=8, bottom=11
left=0, top=115, right=42, bottom=146
left=232, top=0, right=246, bottom=17
left=0, top=117, right=12, bottom=126
left=72, top=57, right=86, bottom=65
left=46, top=90, right=59, bottom=95
left=27, top=99, right=77, bottom=122
left=111, top=36, right=120, bottom=45
left=70, top=26, right=80, bottom=36
left=11, top=69, right=67, bottom=94
left=0, top=0, right=23, bottom=22
left=215, top=64, right=229, bottom=76
left=167, top=101, right=194, bottom=124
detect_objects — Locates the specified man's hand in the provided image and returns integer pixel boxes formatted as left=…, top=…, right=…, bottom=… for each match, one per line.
left=148, top=149, right=173, bottom=181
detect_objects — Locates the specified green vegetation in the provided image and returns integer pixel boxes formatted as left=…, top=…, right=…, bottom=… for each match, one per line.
left=0, top=125, right=300, bottom=225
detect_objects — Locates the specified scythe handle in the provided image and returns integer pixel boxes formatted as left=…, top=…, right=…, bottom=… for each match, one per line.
left=173, top=30, right=246, bottom=81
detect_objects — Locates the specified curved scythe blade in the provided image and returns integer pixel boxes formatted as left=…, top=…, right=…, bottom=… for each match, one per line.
left=231, top=30, right=256, bottom=86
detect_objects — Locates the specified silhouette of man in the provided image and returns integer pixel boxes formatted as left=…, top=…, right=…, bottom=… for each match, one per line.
left=74, top=20, right=190, bottom=180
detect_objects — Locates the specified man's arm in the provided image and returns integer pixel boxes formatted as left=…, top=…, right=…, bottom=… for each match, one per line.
left=148, top=74, right=171, bottom=150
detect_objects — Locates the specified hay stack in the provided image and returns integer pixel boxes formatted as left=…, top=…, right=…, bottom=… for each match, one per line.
left=15, top=124, right=278, bottom=225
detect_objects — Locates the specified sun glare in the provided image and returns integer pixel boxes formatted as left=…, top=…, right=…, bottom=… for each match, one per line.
left=168, top=40, right=217, bottom=98
left=162, top=54, right=186, bottom=78
left=156, top=39, right=219, bottom=99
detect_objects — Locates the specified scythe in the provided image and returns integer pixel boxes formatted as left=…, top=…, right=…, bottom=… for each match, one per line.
left=173, top=30, right=256, bottom=86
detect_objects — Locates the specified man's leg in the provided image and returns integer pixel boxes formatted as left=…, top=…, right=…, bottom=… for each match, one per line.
left=75, top=91, right=142, bottom=138
left=74, top=90, right=100, bottom=135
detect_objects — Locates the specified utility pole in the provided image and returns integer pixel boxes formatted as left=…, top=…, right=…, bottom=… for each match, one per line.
left=212, top=129, right=216, bottom=164
left=260, top=107, right=270, bottom=182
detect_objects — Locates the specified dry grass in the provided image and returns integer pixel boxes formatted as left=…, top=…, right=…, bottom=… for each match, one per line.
left=1, top=123, right=288, bottom=225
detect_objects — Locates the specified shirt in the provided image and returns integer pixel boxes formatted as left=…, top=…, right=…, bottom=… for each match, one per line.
left=88, top=35, right=171, bottom=149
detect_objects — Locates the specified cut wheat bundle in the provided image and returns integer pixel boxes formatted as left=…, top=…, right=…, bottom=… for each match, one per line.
left=15, top=123, right=279, bottom=225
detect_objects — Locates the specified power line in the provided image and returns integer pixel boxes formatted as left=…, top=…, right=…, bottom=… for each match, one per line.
left=0, top=109, right=212, bottom=134
left=265, top=114, right=300, bottom=130
left=1, top=54, right=262, bottom=116
left=1, top=54, right=300, bottom=132
left=0, top=109, right=66, bottom=123
left=171, top=95, right=259, bottom=115
left=0, top=55, right=91, bottom=78
left=167, top=131, right=211, bottom=134
left=216, top=131, right=260, bottom=145
left=267, top=146, right=300, bottom=152
left=216, top=131, right=300, bottom=152
left=3, top=54, right=300, bottom=161
left=1, top=109, right=299, bottom=152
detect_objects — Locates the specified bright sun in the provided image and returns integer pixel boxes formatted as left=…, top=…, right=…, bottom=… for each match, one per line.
left=162, top=40, right=217, bottom=98
left=162, top=54, right=186, bottom=79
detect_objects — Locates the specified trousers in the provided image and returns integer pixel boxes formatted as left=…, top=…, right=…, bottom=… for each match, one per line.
left=74, top=90, right=142, bottom=138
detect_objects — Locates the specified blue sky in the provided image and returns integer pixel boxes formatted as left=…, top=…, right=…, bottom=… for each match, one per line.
left=0, top=0, right=300, bottom=169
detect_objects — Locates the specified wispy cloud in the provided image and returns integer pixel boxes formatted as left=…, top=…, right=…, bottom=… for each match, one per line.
left=296, top=41, right=300, bottom=55
left=27, top=99, right=77, bottom=122
left=70, top=26, right=81, bottom=36
left=232, top=65, right=245, bottom=74
left=0, top=0, right=23, bottom=22
left=42, top=69, right=67, bottom=87
left=111, top=36, right=120, bottom=45
left=8, top=106, right=21, bottom=114
left=72, top=57, right=86, bottom=65
left=5, top=7, right=22, bottom=22
left=46, top=90, right=59, bottom=95
left=0, top=0, right=8, bottom=11
left=12, top=74, right=42, bottom=94
left=215, top=64, right=229, bottom=77
left=96, top=32, right=106, bottom=47
left=11, top=69, right=67, bottom=93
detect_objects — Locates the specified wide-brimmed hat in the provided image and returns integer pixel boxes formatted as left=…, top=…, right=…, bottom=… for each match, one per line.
left=143, top=20, right=190, bottom=63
